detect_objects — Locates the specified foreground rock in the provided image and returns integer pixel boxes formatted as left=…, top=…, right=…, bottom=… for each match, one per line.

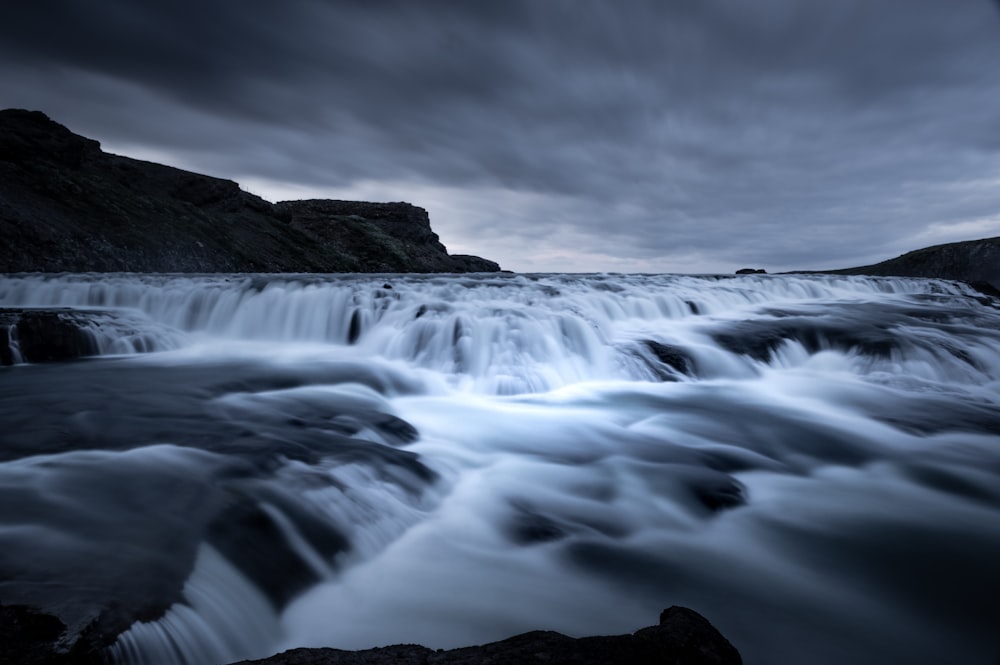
left=820, top=236, right=1000, bottom=289
left=0, top=605, right=96, bottom=665
left=228, top=607, right=741, bottom=665
left=0, top=109, right=499, bottom=273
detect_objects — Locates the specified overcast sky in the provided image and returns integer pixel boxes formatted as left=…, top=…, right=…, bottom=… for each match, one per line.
left=3, top=1, right=1000, bottom=273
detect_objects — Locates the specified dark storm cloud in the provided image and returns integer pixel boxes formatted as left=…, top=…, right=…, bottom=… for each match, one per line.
left=3, top=0, right=1000, bottom=271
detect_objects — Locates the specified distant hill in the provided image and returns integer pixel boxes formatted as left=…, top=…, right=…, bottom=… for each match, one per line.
left=817, top=237, right=1000, bottom=290
left=0, top=109, right=499, bottom=273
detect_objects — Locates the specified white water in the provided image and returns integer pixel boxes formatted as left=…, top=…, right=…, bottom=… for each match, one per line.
left=1, top=272, right=999, bottom=665
left=0, top=272, right=987, bottom=389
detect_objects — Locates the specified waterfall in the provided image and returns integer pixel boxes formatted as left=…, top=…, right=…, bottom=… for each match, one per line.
left=1, top=272, right=991, bottom=392
left=1, top=272, right=998, bottom=665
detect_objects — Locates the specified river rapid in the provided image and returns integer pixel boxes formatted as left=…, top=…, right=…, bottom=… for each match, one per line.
left=1, top=272, right=998, bottom=665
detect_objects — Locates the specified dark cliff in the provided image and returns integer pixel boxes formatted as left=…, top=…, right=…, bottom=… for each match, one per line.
left=822, top=237, right=1000, bottom=289
left=0, top=109, right=499, bottom=273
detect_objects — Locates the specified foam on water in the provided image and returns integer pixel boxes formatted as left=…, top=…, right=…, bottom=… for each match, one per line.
left=0, top=273, right=989, bottom=390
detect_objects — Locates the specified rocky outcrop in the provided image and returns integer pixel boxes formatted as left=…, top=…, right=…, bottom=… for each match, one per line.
left=227, top=607, right=742, bottom=665
left=0, top=605, right=98, bottom=665
left=0, top=307, right=173, bottom=365
left=820, top=237, right=1000, bottom=289
left=734, top=268, right=766, bottom=275
left=275, top=200, right=499, bottom=273
left=0, top=109, right=500, bottom=273
left=0, top=309, right=100, bottom=365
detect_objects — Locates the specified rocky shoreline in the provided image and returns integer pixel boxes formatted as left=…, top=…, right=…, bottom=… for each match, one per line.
left=228, top=607, right=741, bottom=665
left=0, top=603, right=741, bottom=665
left=0, top=109, right=499, bottom=274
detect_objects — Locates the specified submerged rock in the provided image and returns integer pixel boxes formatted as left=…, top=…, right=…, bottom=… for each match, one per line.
left=643, top=340, right=692, bottom=376
left=227, top=606, right=742, bottom=665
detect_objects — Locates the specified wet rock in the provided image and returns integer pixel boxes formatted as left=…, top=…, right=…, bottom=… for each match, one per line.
left=965, top=280, right=1000, bottom=299
left=506, top=501, right=569, bottom=544
left=207, top=499, right=348, bottom=609
left=0, top=309, right=99, bottom=364
left=735, top=268, right=766, bottom=275
left=688, top=474, right=747, bottom=512
left=644, top=340, right=692, bottom=376
left=227, top=606, right=742, bottom=665
left=964, top=280, right=1000, bottom=308
left=0, top=604, right=75, bottom=665
left=709, top=316, right=897, bottom=362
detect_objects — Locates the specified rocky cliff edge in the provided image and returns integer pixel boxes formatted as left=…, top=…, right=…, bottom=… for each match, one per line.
left=819, top=237, right=1000, bottom=290
left=0, top=109, right=500, bottom=273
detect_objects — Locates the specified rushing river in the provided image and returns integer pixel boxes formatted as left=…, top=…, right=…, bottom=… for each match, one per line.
left=1, top=272, right=999, bottom=665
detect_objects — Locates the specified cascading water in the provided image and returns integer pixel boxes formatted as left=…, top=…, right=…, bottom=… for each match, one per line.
left=1, top=272, right=998, bottom=665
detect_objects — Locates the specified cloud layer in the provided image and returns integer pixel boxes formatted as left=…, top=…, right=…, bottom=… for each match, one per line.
left=4, top=0, right=1000, bottom=272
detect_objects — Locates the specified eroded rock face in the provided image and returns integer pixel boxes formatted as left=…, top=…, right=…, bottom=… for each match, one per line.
left=0, top=109, right=500, bottom=274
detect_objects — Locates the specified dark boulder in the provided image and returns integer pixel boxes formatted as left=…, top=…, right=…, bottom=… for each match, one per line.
left=0, top=309, right=99, bottom=364
left=0, top=603, right=124, bottom=665
left=734, top=268, right=766, bottom=275
left=643, top=340, right=692, bottom=376
left=685, top=472, right=747, bottom=513
left=964, top=280, right=1000, bottom=301
left=0, top=605, right=74, bottom=665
